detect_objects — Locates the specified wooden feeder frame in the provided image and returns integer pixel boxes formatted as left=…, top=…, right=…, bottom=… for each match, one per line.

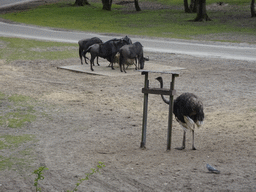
left=139, top=70, right=179, bottom=150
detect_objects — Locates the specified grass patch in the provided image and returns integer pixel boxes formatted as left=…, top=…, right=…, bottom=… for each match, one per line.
left=0, top=140, right=9, bottom=150
left=0, top=0, right=254, bottom=40
left=0, top=37, right=77, bottom=62
left=0, top=134, right=35, bottom=149
left=0, top=156, right=14, bottom=170
left=0, top=135, right=36, bottom=170
left=0, top=92, right=5, bottom=100
left=0, top=93, right=39, bottom=128
left=147, top=0, right=250, bottom=6
left=8, top=94, right=32, bottom=104
left=0, top=155, right=30, bottom=171
left=5, top=112, right=36, bottom=128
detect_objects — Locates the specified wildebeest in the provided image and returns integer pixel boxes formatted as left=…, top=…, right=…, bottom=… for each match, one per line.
left=113, top=52, right=137, bottom=69
left=83, top=36, right=132, bottom=71
left=119, top=42, right=148, bottom=73
left=78, top=37, right=103, bottom=65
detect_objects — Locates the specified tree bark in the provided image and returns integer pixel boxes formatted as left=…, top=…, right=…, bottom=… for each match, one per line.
left=134, top=0, right=141, bottom=11
left=74, top=0, right=90, bottom=6
left=251, top=0, right=256, bottom=17
left=190, top=0, right=197, bottom=13
left=184, top=0, right=197, bottom=13
left=194, top=0, right=211, bottom=21
left=184, top=0, right=191, bottom=13
left=102, top=0, right=112, bottom=11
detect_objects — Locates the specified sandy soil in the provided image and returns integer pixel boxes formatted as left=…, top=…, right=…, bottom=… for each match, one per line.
left=0, top=1, right=256, bottom=192
left=0, top=50, right=256, bottom=191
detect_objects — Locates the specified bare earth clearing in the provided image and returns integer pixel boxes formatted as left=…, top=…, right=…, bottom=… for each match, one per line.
left=0, top=1, right=256, bottom=192
left=1, top=51, right=256, bottom=191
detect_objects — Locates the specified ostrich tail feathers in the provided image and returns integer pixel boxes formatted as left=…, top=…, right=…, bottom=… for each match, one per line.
left=184, top=116, right=195, bottom=131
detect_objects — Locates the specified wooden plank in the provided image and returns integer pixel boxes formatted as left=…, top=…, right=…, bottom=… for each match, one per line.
left=142, top=88, right=176, bottom=96
left=139, top=70, right=180, bottom=76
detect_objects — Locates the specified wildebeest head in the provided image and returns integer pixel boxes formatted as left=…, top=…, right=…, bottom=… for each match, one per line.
left=139, top=56, right=149, bottom=69
left=122, top=36, right=132, bottom=45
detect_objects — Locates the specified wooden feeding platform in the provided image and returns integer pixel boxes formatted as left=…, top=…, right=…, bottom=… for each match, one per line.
left=138, top=70, right=179, bottom=150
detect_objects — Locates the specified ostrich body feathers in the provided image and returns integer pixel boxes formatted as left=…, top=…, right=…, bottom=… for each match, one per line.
left=155, top=77, right=204, bottom=128
left=155, top=76, right=204, bottom=150
left=173, top=92, right=204, bottom=131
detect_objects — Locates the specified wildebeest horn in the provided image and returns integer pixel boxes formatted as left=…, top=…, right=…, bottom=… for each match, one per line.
left=144, top=57, right=149, bottom=61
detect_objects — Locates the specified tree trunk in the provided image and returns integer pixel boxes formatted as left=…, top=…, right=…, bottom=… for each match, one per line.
left=194, top=0, right=211, bottom=21
left=102, top=0, right=112, bottom=11
left=74, top=0, right=90, bottom=6
left=184, top=0, right=191, bottom=13
left=190, top=0, right=197, bottom=13
left=134, top=0, right=141, bottom=11
left=251, top=0, right=256, bottom=17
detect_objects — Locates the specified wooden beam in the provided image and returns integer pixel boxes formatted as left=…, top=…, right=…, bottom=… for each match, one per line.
left=142, top=88, right=176, bottom=96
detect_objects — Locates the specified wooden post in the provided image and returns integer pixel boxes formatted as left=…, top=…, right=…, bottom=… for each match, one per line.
left=141, top=72, right=149, bottom=148
left=139, top=70, right=179, bottom=150
left=167, top=74, right=177, bottom=150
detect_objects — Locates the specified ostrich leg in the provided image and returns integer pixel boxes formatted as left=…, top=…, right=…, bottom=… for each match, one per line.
left=192, top=126, right=196, bottom=150
left=176, top=131, right=186, bottom=150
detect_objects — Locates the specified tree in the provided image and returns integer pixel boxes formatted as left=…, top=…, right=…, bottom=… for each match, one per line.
left=134, top=0, right=141, bottom=11
left=190, top=0, right=197, bottom=13
left=102, top=0, right=112, bottom=11
left=184, top=0, right=191, bottom=13
left=184, top=0, right=197, bottom=13
left=194, top=0, right=211, bottom=21
left=251, top=0, right=256, bottom=17
left=74, top=0, right=90, bottom=6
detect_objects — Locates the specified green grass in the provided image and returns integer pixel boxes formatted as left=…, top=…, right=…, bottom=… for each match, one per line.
left=147, top=0, right=251, bottom=6
left=0, top=93, right=39, bottom=128
left=0, top=92, right=46, bottom=172
left=0, top=0, right=254, bottom=40
left=0, top=37, right=77, bottom=61
left=0, top=135, right=35, bottom=170
left=5, top=112, right=36, bottom=128
left=0, top=156, right=14, bottom=170
left=0, top=134, right=35, bottom=149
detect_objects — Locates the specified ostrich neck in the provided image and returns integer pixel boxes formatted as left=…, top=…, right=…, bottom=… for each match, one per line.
left=161, top=95, right=170, bottom=105
left=159, top=79, right=170, bottom=105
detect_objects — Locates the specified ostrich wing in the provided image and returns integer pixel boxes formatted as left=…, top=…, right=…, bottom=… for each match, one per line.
left=184, top=116, right=196, bottom=130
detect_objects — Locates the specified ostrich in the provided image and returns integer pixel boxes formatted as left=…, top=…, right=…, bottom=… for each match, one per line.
left=156, top=77, right=204, bottom=150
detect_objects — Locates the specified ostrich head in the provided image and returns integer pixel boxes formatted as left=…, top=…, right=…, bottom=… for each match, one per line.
left=155, top=76, right=163, bottom=88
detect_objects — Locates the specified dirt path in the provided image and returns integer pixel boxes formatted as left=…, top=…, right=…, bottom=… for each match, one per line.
left=0, top=51, right=256, bottom=191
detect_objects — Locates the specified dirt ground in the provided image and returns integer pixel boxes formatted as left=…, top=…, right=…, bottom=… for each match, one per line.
left=1, top=50, right=256, bottom=191
left=0, top=1, right=256, bottom=192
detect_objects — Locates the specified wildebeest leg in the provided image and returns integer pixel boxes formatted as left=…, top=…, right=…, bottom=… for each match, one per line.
left=175, top=131, right=186, bottom=150
left=135, top=58, right=138, bottom=70
left=123, top=62, right=127, bottom=73
left=82, top=51, right=89, bottom=65
left=192, top=127, right=196, bottom=150
left=79, top=47, right=83, bottom=64
left=84, top=54, right=88, bottom=64
left=119, top=56, right=123, bottom=72
left=90, top=55, right=95, bottom=71
left=96, top=56, right=100, bottom=66
left=110, top=55, right=115, bottom=70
